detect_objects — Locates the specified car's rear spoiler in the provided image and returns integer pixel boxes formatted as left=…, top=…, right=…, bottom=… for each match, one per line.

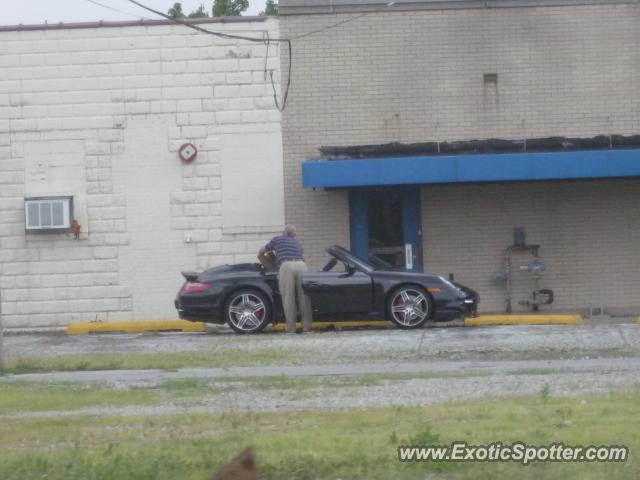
left=181, top=271, right=199, bottom=282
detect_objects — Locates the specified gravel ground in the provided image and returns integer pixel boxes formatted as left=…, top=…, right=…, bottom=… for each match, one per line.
left=3, top=322, right=640, bottom=418
left=2, top=370, right=638, bottom=419
left=5, top=357, right=640, bottom=385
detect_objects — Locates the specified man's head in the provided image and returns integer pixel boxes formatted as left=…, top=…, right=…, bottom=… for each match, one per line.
left=283, top=224, right=297, bottom=237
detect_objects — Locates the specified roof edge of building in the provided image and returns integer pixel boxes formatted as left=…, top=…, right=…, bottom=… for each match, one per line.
left=0, top=15, right=268, bottom=33
left=279, top=0, right=640, bottom=16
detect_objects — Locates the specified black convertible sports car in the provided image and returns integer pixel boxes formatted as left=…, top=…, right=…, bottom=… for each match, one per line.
left=175, top=245, right=478, bottom=334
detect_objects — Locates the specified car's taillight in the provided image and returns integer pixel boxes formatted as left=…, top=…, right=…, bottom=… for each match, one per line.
left=183, top=282, right=209, bottom=293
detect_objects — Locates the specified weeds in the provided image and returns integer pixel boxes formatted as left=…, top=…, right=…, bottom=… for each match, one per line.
left=540, top=383, right=551, bottom=406
left=2, top=349, right=296, bottom=374
left=0, top=382, right=157, bottom=414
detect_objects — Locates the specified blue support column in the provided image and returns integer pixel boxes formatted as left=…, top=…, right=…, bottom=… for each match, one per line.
left=349, top=189, right=369, bottom=260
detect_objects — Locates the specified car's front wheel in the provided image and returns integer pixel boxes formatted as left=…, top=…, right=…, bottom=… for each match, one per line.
left=387, top=286, right=432, bottom=329
left=224, top=289, right=271, bottom=334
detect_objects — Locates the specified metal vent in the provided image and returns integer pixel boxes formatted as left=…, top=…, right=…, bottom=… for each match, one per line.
left=25, top=197, right=73, bottom=233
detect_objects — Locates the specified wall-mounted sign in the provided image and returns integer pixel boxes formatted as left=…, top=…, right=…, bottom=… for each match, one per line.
left=405, top=243, right=413, bottom=270
left=178, top=143, right=198, bottom=163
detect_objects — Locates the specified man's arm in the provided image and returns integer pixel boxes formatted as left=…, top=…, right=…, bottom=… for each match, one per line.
left=258, top=239, right=278, bottom=271
left=258, top=239, right=274, bottom=258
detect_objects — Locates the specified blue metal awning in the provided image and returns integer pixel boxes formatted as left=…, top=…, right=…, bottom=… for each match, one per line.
left=302, top=149, right=640, bottom=188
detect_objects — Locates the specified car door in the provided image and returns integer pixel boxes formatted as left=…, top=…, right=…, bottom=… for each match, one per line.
left=302, top=269, right=373, bottom=316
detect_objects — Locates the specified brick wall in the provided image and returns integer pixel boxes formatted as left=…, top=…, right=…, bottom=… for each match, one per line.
left=280, top=2, right=640, bottom=314
left=0, top=18, right=284, bottom=327
left=422, top=179, right=640, bottom=313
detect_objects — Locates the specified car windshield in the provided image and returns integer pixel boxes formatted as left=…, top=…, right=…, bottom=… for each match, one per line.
left=366, top=254, right=394, bottom=270
left=330, top=246, right=392, bottom=272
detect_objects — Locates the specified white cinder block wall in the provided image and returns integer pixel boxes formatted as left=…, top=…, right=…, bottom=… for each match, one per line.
left=0, top=18, right=284, bottom=327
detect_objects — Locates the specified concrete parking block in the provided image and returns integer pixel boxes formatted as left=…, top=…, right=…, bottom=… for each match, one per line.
left=66, top=320, right=206, bottom=335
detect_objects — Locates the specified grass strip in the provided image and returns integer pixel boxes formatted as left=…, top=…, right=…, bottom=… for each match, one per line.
left=2, top=348, right=296, bottom=374
left=0, top=388, right=638, bottom=479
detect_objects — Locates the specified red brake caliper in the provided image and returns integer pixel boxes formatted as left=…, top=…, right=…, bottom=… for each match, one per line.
left=394, top=296, right=405, bottom=320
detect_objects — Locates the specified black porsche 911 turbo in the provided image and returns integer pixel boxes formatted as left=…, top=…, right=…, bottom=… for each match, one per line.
left=175, top=245, right=479, bottom=334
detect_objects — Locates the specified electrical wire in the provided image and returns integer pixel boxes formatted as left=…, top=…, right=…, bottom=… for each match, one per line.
left=291, top=1, right=396, bottom=40
left=263, top=30, right=270, bottom=81
left=292, top=11, right=376, bottom=40
left=122, top=0, right=397, bottom=111
left=126, top=0, right=291, bottom=111
left=82, top=0, right=149, bottom=19
left=127, top=0, right=290, bottom=41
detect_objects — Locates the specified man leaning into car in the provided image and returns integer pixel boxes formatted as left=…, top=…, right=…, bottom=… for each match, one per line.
left=259, top=225, right=313, bottom=333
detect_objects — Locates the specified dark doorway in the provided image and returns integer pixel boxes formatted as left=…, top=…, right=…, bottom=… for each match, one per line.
left=349, top=186, right=423, bottom=272
left=367, top=189, right=404, bottom=268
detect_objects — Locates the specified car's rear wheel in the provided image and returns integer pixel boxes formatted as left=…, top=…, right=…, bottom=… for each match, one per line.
left=225, top=289, right=271, bottom=334
left=387, top=286, right=432, bottom=329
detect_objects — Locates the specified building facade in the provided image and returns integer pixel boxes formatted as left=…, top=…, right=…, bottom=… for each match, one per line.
left=0, top=17, right=284, bottom=327
left=279, top=0, right=640, bottom=315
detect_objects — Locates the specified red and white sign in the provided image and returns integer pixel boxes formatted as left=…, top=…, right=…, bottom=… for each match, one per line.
left=178, top=143, right=198, bottom=163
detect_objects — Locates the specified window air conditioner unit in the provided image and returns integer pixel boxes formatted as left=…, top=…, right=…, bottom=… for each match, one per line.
left=25, top=196, right=73, bottom=233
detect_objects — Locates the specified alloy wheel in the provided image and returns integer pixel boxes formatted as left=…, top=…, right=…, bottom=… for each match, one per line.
left=390, top=288, right=430, bottom=327
left=227, top=292, right=267, bottom=332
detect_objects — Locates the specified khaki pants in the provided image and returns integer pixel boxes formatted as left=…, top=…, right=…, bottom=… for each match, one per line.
left=278, top=260, right=313, bottom=333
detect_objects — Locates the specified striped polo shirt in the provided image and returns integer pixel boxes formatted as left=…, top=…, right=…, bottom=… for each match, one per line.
left=264, top=235, right=304, bottom=267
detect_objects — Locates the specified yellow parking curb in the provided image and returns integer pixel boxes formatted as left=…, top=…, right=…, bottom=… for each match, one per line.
left=67, top=320, right=206, bottom=335
left=465, top=314, right=583, bottom=326
left=273, top=321, right=393, bottom=332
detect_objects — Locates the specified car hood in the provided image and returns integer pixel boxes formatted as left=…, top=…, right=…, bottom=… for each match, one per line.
left=373, top=269, right=442, bottom=280
left=373, top=270, right=478, bottom=298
